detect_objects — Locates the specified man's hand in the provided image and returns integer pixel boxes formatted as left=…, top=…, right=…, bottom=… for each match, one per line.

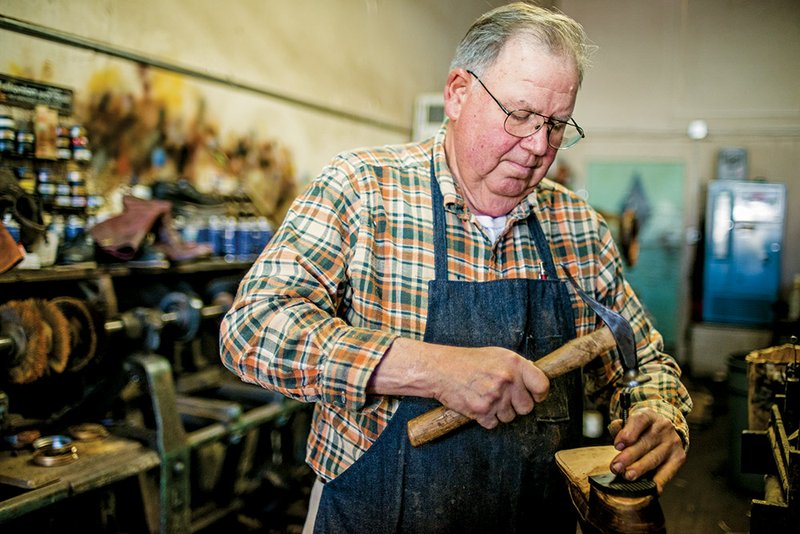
left=369, top=337, right=550, bottom=429
left=607, top=409, right=686, bottom=494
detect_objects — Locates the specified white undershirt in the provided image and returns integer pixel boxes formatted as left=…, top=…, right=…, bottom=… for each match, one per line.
left=474, top=214, right=508, bottom=244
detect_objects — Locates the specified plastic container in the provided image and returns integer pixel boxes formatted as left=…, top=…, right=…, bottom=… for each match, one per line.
left=788, top=274, right=800, bottom=321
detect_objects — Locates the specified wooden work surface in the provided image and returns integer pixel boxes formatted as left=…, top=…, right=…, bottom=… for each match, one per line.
left=0, top=435, right=159, bottom=490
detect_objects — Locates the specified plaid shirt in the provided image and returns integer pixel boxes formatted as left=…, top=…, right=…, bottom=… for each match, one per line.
left=220, top=126, right=692, bottom=481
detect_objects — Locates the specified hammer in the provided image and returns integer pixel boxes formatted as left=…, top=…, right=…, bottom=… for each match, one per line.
left=406, top=326, right=617, bottom=446
left=406, top=265, right=650, bottom=447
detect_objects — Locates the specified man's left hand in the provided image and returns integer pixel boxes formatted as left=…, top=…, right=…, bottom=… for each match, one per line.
left=607, top=409, right=686, bottom=494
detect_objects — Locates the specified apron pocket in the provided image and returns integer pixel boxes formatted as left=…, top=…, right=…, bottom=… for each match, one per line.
left=534, top=374, right=570, bottom=422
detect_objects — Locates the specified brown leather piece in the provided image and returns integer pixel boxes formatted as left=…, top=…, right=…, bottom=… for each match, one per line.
left=0, top=167, right=47, bottom=248
left=90, top=196, right=172, bottom=260
left=0, top=220, right=23, bottom=274
left=90, top=196, right=212, bottom=262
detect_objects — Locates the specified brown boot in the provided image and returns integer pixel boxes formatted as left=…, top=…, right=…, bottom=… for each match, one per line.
left=91, top=196, right=212, bottom=263
left=152, top=206, right=213, bottom=262
left=554, top=446, right=666, bottom=534
left=0, top=167, right=46, bottom=248
left=90, top=196, right=172, bottom=260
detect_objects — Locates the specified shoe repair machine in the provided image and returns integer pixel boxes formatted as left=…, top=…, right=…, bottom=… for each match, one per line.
left=741, top=338, right=799, bottom=534
left=407, top=267, right=665, bottom=534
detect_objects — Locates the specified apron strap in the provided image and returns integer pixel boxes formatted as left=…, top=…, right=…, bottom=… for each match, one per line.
left=526, top=211, right=559, bottom=280
left=429, top=154, right=559, bottom=281
left=430, top=161, right=449, bottom=280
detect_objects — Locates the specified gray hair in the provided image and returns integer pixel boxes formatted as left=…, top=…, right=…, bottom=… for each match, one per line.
left=450, top=2, right=595, bottom=84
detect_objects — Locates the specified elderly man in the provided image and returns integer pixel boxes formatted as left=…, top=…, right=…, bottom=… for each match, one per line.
left=220, top=3, right=692, bottom=532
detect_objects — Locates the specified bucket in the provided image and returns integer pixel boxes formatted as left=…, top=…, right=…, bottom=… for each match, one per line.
left=727, top=351, right=764, bottom=493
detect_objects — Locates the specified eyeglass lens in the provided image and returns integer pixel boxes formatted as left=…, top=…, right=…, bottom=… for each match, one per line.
left=504, top=111, right=582, bottom=149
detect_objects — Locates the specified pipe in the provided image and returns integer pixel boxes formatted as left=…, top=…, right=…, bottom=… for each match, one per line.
left=0, top=302, right=226, bottom=357
left=0, top=14, right=411, bottom=136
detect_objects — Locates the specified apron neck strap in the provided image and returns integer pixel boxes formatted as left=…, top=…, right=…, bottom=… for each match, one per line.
left=429, top=155, right=558, bottom=280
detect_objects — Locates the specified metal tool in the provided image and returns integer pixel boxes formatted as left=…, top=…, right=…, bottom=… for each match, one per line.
left=560, top=265, right=651, bottom=424
left=741, top=337, right=800, bottom=533
left=559, top=265, right=659, bottom=498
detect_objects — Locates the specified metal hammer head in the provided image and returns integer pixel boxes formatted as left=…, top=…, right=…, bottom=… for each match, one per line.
left=560, top=264, right=649, bottom=382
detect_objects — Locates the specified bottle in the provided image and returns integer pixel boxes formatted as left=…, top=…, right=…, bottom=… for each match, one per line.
left=56, top=125, right=72, bottom=160
left=182, top=216, right=200, bottom=245
left=50, top=214, right=66, bottom=244
left=789, top=274, right=800, bottom=322
left=70, top=124, right=92, bottom=162
left=36, top=166, right=56, bottom=202
left=222, top=216, right=237, bottom=262
left=16, top=165, right=36, bottom=195
left=64, top=215, right=85, bottom=243
left=15, top=123, right=35, bottom=158
left=197, top=216, right=210, bottom=249
left=0, top=115, right=16, bottom=156
left=3, top=213, right=20, bottom=243
left=207, top=215, right=223, bottom=256
left=236, top=217, right=252, bottom=261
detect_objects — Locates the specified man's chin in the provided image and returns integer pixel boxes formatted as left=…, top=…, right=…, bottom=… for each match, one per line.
left=473, top=190, right=533, bottom=216
left=491, top=176, right=542, bottom=198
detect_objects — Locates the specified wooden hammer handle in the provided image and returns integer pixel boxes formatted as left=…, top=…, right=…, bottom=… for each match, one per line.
left=406, top=326, right=616, bottom=447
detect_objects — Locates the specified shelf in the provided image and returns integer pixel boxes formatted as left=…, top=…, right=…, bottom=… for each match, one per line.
left=0, top=436, right=160, bottom=522
left=0, top=258, right=253, bottom=284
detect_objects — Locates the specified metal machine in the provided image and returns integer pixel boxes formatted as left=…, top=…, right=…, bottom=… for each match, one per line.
left=703, top=180, right=785, bottom=325
left=742, top=340, right=799, bottom=533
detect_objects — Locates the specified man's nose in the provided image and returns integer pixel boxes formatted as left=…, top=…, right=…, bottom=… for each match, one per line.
left=518, top=126, right=550, bottom=154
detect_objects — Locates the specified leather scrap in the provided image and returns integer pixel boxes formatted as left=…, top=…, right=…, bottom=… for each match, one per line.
left=0, top=219, right=24, bottom=274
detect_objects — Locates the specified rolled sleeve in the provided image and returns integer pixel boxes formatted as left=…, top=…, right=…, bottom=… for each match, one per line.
left=319, top=327, right=398, bottom=411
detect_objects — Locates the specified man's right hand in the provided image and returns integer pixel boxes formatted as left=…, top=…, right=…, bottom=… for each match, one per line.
left=368, top=337, right=550, bottom=429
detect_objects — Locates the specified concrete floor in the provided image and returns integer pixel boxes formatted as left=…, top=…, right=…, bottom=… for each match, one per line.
left=659, top=377, right=757, bottom=533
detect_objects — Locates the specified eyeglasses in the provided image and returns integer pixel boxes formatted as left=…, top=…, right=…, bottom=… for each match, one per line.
left=467, top=70, right=585, bottom=150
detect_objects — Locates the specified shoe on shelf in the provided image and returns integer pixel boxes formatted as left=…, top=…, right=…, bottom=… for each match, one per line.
left=151, top=179, right=225, bottom=206
left=90, top=197, right=172, bottom=261
left=0, top=167, right=46, bottom=248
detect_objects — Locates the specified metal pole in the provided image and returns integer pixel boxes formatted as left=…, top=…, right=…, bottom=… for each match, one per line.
left=0, top=14, right=411, bottom=136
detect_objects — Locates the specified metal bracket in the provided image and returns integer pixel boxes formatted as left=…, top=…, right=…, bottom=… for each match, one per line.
left=127, top=353, right=191, bottom=534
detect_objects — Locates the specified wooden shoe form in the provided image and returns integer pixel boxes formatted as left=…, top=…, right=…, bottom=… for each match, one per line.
left=555, top=445, right=666, bottom=534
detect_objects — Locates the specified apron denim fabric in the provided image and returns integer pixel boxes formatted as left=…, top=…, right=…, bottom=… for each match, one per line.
left=314, top=165, right=582, bottom=533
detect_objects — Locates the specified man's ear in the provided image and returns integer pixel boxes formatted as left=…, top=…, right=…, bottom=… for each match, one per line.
left=444, top=69, right=471, bottom=121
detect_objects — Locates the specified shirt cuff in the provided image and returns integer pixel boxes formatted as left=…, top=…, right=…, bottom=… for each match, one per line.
left=318, top=326, right=398, bottom=413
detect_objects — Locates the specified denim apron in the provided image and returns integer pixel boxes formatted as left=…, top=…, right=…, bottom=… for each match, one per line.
left=314, top=166, right=582, bottom=533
